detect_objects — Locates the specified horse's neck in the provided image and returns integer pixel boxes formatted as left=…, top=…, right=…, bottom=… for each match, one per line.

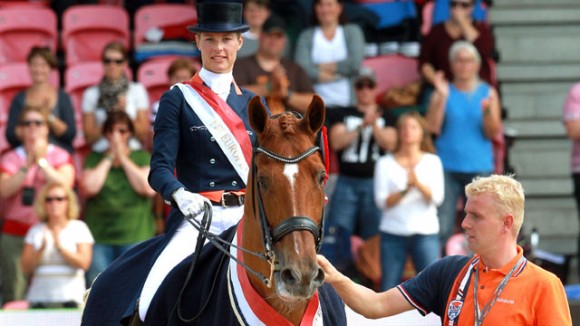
left=241, top=214, right=308, bottom=326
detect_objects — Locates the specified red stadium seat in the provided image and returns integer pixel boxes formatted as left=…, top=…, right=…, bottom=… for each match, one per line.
left=62, top=5, right=130, bottom=66
left=362, top=55, right=420, bottom=95
left=133, top=4, right=197, bottom=49
left=137, top=58, right=174, bottom=106
left=421, top=1, right=434, bottom=36
left=0, top=62, right=59, bottom=121
left=0, top=7, right=57, bottom=64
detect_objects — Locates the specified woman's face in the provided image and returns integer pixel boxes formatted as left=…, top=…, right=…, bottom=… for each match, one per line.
left=399, top=116, right=423, bottom=147
left=105, top=122, right=131, bottom=142
left=19, top=111, right=49, bottom=143
left=315, top=0, right=342, bottom=27
left=28, top=55, right=52, bottom=85
left=103, top=49, right=127, bottom=81
left=196, top=32, right=243, bottom=74
left=44, top=186, right=69, bottom=220
left=243, top=2, right=270, bottom=29
left=451, top=48, right=480, bottom=82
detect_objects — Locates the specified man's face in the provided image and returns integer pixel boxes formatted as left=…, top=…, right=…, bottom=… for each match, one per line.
left=461, top=193, right=505, bottom=255
left=259, top=31, right=286, bottom=58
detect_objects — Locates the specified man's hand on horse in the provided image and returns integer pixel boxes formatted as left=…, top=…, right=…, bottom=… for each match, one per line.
left=172, top=188, right=211, bottom=218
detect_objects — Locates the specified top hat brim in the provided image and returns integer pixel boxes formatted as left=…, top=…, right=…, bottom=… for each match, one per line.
left=187, top=23, right=250, bottom=34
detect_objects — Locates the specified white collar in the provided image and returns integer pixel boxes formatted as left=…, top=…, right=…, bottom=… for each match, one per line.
left=199, top=67, right=233, bottom=100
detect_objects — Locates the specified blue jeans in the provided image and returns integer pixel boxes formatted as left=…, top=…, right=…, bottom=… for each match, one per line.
left=380, top=232, right=440, bottom=291
left=86, top=243, right=136, bottom=286
left=438, top=171, right=492, bottom=252
left=321, top=175, right=381, bottom=271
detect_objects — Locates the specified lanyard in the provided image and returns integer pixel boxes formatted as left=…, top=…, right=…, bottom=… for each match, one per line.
left=473, top=256, right=526, bottom=326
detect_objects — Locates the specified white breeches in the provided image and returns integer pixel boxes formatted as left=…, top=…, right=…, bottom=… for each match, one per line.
left=138, top=205, right=244, bottom=321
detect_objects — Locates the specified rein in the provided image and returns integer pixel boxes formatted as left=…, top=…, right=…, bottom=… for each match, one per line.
left=173, top=141, right=325, bottom=323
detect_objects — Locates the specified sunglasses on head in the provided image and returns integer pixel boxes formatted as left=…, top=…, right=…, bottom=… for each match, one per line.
left=103, top=58, right=125, bottom=65
left=20, top=119, right=45, bottom=127
left=46, top=196, right=67, bottom=203
left=451, top=1, right=473, bottom=8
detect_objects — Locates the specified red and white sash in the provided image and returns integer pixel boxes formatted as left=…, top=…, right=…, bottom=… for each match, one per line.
left=175, top=74, right=252, bottom=183
left=227, top=221, right=323, bottom=326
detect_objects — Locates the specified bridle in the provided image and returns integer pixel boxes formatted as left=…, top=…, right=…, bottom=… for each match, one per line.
left=182, top=120, right=325, bottom=290
left=251, top=142, right=325, bottom=287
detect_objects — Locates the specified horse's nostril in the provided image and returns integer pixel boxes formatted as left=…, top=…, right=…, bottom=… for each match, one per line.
left=280, top=268, right=300, bottom=286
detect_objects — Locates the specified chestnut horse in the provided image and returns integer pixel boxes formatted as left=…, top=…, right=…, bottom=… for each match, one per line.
left=130, top=96, right=345, bottom=325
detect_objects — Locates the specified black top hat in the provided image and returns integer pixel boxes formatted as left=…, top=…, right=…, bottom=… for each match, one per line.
left=187, top=1, right=250, bottom=33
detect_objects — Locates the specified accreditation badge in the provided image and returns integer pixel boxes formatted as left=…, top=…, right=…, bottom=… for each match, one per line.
left=447, top=299, right=463, bottom=321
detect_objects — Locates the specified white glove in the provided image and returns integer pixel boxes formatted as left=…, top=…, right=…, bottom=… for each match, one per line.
left=172, top=188, right=211, bottom=218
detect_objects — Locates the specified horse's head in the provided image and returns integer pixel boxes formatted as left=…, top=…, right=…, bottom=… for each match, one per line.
left=243, top=95, right=327, bottom=303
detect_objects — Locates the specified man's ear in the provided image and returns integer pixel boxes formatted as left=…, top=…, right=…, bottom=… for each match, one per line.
left=503, top=214, right=514, bottom=233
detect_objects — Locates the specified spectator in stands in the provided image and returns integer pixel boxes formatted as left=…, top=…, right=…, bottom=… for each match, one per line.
left=563, top=82, right=580, bottom=280
left=80, top=111, right=155, bottom=285
left=82, top=41, right=149, bottom=153
left=419, top=0, right=495, bottom=86
left=374, top=111, right=444, bottom=290
left=21, top=182, right=93, bottom=308
left=239, top=0, right=271, bottom=58
left=425, top=41, right=500, bottom=252
left=294, top=0, right=365, bottom=109
left=6, top=46, right=76, bottom=153
left=321, top=67, right=396, bottom=275
left=0, top=106, right=75, bottom=305
left=234, top=14, right=315, bottom=114
left=150, top=58, right=198, bottom=127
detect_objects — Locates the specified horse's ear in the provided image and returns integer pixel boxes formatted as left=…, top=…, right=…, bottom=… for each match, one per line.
left=304, top=95, right=326, bottom=133
left=248, top=96, right=268, bottom=133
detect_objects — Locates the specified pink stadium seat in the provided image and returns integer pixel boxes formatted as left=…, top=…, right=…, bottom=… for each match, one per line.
left=421, top=1, right=434, bottom=36
left=362, top=55, right=420, bottom=95
left=64, top=61, right=133, bottom=149
left=0, top=62, right=59, bottom=121
left=62, top=5, right=130, bottom=66
left=133, top=4, right=197, bottom=49
left=0, top=7, right=57, bottom=64
left=137, top=57, right=174, bottom=106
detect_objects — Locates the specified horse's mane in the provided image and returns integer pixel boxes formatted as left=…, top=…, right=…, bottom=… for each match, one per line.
left=277, top=113, right=299, bottom=135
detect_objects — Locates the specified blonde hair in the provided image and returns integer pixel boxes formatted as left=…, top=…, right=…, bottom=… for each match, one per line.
left=35, top=182, right=80, bottom=222
left=465, top=174, right=525, bottom=237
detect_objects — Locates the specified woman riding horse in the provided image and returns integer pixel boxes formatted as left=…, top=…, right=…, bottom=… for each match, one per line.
left=142, top=96, right=346, bottom=325
left=83, top=95, right=346, bottom=325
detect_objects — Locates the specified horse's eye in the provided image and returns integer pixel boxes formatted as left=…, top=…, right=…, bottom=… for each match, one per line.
left=318, top=171, right=326, bottom=185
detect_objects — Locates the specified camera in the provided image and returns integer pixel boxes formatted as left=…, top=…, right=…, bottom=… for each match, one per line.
left=22, top=187, right=35, bottom=206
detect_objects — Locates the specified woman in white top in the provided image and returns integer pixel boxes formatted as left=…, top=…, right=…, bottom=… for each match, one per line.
left=294, top=0, right=365, bottom=108
left=21, top=182, right=94, bottom=308
left=82, top=41, right=150, bottom=153
left=374, top=111, right=444, bottom=290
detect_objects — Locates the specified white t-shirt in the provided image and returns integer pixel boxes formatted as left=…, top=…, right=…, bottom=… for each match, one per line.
left=25, top=220, right=94, bottom=305
left=374, top=153, right=445, bottom=236
left=82, top=82, right=150, bottom=152
left=311, top=26, right=350, bottom=108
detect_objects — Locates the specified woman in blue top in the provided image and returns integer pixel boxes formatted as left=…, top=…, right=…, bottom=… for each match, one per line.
left=426, top=40, right=501, bottom=253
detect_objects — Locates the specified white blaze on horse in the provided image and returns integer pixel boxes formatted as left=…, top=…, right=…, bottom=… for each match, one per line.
left=83, top=96, right=347, bottom=326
